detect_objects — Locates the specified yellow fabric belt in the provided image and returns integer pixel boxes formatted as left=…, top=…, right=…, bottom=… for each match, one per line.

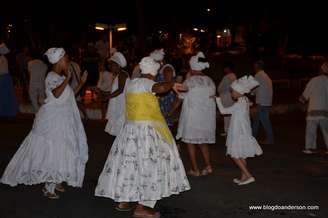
left=126, top=92, right=173, bottom=144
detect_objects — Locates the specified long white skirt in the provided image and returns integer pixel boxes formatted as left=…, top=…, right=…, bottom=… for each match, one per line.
left=1, top=96, right=88, bottom=187
left=226, top=135, right=263, bottom=159
left=95, top=122, right=190, bottom=202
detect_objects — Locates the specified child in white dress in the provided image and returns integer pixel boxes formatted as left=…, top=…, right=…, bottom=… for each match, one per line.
left=1, top=48, right=88, bottom=199
left=215, top=75, right=263, bottom=185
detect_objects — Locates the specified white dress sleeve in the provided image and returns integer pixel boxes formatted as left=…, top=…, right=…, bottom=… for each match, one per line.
left=216, top=97, right=236, bottom=115
left=143, top=79, right=156, bottom=93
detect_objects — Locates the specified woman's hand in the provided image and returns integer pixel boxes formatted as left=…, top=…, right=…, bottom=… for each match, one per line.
left=173, top=83, right=188, bottom=94
left=209, top=95, right=217, bottom=99
left=80, top=71, right=88, bottom=85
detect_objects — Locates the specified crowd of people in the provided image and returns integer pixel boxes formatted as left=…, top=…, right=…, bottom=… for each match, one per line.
left=1, top=41, right=328, bottom=218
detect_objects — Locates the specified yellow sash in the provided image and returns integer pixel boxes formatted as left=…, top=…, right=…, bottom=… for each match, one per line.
left=126, top=92, right=173, bottom=144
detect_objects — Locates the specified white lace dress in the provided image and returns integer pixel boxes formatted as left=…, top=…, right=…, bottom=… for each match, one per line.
left=216, top=97, right=263, bottom=158
left=95, top=78, right=190, bottom=202
left=1, top=72, right=88, bottom=187
left=105, top=75, right=130, bottom=136
left=176, top=75, right=216, bottom=144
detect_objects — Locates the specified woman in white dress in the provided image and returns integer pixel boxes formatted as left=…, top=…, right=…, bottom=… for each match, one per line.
left=104, top=52, right=130, bottom=136
left=215, top=75, right=263, bottom=185
left=96, top=61, right=114, bottom=120
left=172, top=52, right=216, bottom=177
left=1, top=48, right=88, bottom=199
left=95, top=57, right=190, bottom=218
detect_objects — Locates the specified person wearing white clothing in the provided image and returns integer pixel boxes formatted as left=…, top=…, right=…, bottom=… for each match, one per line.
left=172, top=52, right=216, bottom=177
left=1, top=48, right=88, bottom=199
left=217, top=62, right=237, bottom=136
left=252, top=60, right=274, bottom=144
left=104, top=51, right=130, bottom=136
left=95, top=56, right=190, bottom=218
left=27, top=51, right=48, bottom=113
left=300, top=62, right=328, bottom=154
left=215, top=75, right=263, bottom=185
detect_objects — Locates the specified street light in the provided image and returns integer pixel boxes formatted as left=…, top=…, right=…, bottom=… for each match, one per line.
left=95, top=23, right=127, bottom=49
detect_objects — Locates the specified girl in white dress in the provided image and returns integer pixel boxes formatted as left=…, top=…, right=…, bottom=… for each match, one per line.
left=215, top=75, right=263, bottom=185
left=104, top=52, right=130, bottom=136
left=172, top=52, right=216, bottom=177
left=1, top=48, right=89, bottom=199
left=95, top=57, right=190, bottom=218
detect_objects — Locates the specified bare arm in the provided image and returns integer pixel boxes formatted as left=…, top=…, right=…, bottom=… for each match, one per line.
left=168, top=97, right=182, bottom=116
left=152, top=81, right=175, bottom=94
left=108, top=73, right=128, bottom=99
left=52, top=76, right=71, bottom=98
left=216, top=97, right=235, bottom=115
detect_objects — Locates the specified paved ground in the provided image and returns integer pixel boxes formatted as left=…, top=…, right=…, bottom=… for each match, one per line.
left=0, top=114, right=327, bottom=218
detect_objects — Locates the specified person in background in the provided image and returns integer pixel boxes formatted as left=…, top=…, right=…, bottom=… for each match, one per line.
left=172, top=52, right=216, bottom=177
left=299, top=62, right=328, bottom=154
left=0, top=43, right=18, bottom=117
left=96, top=61, right=114, bottom=120
left=104, top=51, right=130, bottom=136
left=16, top=46, right=30, bottom=100
left=27, top=49, right=48, bottom=113
left=95, top=56, right=190, bottom=218
left=151, top=48, right=177, bottom=127
left=217, top=62, right=237, bottom=136
left=1, top=48, right=88, bottom=199
left=215, top=75, right=262, bottom=185
left=252, top=60, right=274, bottom=145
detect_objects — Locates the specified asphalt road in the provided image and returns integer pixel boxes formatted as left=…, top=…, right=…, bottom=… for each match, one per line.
left=0, top=115, right=327, bottom=218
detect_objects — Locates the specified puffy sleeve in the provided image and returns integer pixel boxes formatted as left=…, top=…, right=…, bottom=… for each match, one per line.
left=45, top=73, right=63, bottom=92
left=144, top=79, right=156, bottom=93
left=215, top=97, right=236, bottom=115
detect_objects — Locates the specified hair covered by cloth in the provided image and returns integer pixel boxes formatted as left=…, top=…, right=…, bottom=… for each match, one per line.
left=231, top=75, right=259, bottom=95
left=139, top=56, right=161, bottom=76
left=150, top=48, right=165, bottom=62
left=44, top=47, right=66, bottom=64
left=189, top=51, right=210, bottom=71
left=109, top=52, right=127, bottom=68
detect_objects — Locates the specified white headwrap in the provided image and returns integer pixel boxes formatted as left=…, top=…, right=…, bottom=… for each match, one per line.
left=109, top=52, right=127, bottom=68
left=45, top=47, right=66, bottom=64
left=231, top=75, right=259, bottom=95
left=139, top=56, right=160, bottom=76
left=320, top=62, right=328, bottom=74
left=109, top=47, right=117, bottom=56
left=150, top=48, right=165, bottom=62
left=189, top=52, right=210, bottom=71
left=0, top=43, right=10, bottom=55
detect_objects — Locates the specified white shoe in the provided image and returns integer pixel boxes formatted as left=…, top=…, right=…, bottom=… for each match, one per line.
left=233, top=178, right=241, bottom=184
left=302, top=149, right=316, bottom=154
left=238, top=177, right=255, bottom=186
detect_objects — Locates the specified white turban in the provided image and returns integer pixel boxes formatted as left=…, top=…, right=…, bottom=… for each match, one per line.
left=231, top=75, right=259, bottom=95
left=0, top=43, right=10, bottom=55
left=150, top=48, right=165, bottom=62
left=320, top=62, right=328, bottom=74
left=109, top=52, right=127, bottom=68
left=139, top=56, right=160, bottom=76
left=45, top=47, right=66, bottom=64
left=109, top=47, right=117, bottom=56
left=189, top=51, right=210, bottom=71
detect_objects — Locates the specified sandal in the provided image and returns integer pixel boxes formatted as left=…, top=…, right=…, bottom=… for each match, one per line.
left=42, top=188, right=60, bottom=200
left=55, top=184, right=66, bottom=193
left=187, top=169, right=201, bottom=177
left=201, top=166, right=213, bottom=176
left=115, top=203, right=134, bottom=212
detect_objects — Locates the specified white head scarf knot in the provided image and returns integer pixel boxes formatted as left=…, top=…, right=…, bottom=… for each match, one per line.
left=109, top=52, right=127, bottom=68
left=150, top=48, right=165, bottom=62
left=231, top=75, right=259, bottom=95
left=0, top=43, right=10, bottom=55
left=139, top=56, right=160, bottom=76
left=189, top=51, right=210, bottom=71
left=320, top=62, right=328, bottom=74
left=45, top=48, right=65, bottom=64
